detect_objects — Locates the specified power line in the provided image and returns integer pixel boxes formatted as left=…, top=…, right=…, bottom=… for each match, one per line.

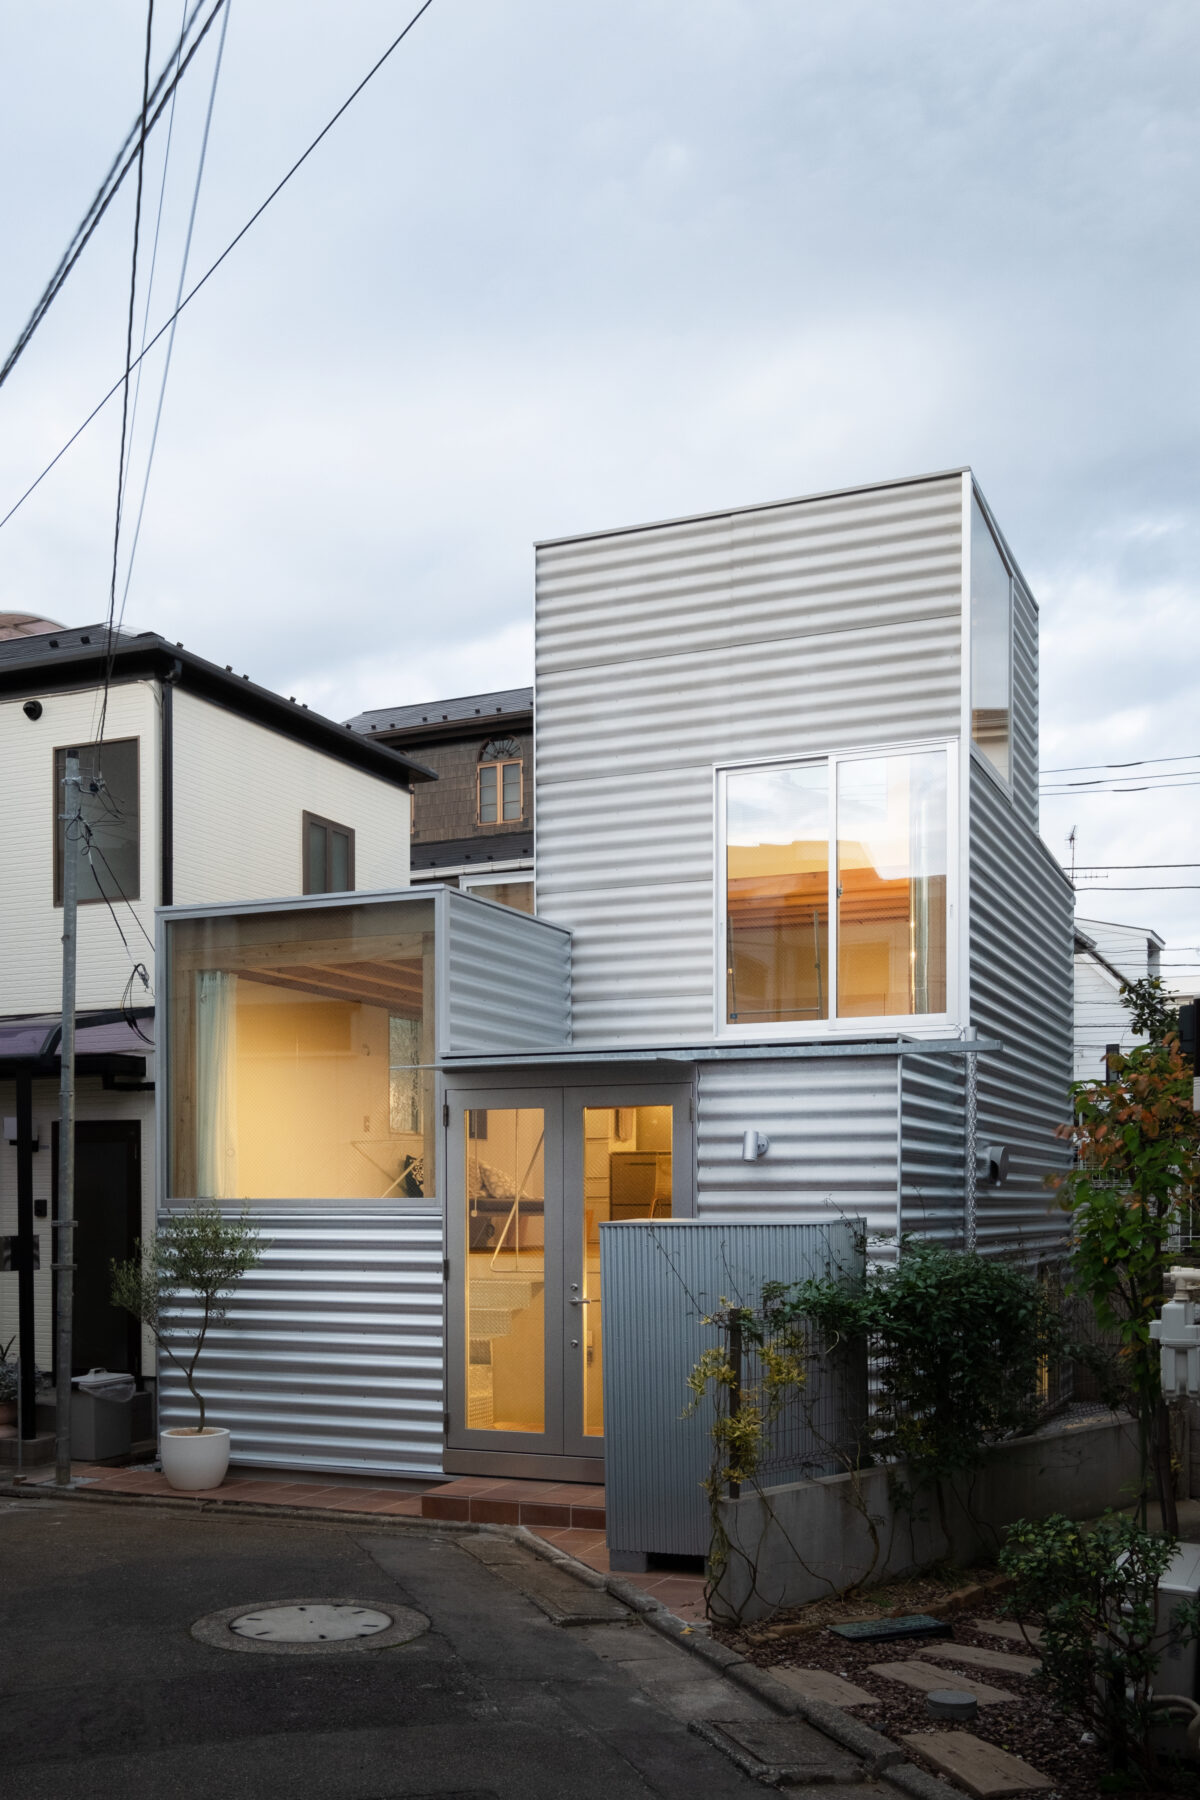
left=1043, top=781, right=1200, bottom=797
left=0, top=1, right=227, bottom=392
left=0, top=0, right=438, bottom=537
left=1043, top=770, right=1200, bottom=791
left=118, top=0, right=232, bottom=621
left=1072, top=863, right=1200, bottom=871
left=1044, top=752, right=1200, bottom=775
left=99, top=0, right=157, bottom=752
left=1073, top=884, right=1200, bottom=892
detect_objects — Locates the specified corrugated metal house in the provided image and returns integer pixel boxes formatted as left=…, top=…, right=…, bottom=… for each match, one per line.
left=156, top=467, right=1074, bottom=1484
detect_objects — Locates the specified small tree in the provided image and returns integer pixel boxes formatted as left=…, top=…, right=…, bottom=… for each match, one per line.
left=1050, top=981, right=1199, bottom=1534
left=1000, top=1512, right=1200, bottom=1778
left=112, top=1204, right=263, bottom=1434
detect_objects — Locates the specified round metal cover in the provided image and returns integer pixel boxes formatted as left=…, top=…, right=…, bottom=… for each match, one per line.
left=231, top=1604, right=392, bottom=1643
left=191, top=1596, right=430, bottom=1656
left=925, top=1690, right=979, bottom=1722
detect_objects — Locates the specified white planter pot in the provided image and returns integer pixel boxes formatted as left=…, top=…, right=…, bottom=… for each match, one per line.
left=160, top=1427, right=231, bottom=1491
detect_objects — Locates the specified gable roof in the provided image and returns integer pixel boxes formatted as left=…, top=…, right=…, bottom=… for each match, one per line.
left=0, top=625, right=436, bottom=787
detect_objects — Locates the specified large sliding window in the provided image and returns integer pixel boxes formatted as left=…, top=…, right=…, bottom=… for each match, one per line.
left=722, top=744, right=951, bottom=1031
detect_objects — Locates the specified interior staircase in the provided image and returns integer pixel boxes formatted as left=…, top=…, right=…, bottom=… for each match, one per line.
left=467, top=1266, right=544, bottom=1430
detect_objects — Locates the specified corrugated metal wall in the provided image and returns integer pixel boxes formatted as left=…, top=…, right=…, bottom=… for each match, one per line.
left=900, top=1053, right=967, bottom=1244
left=968, top=757, right=1074, bottom=1256
left=443, top=887, right=570, bottom=1055
left=695, top=1056, right=901, bottom=1241
left=158, top=1210, right=445, bottom=1477
left=1009, top=574, right=1040, bottom=831
left=601, top=1219, right=864, bottom=1558
left=535, top=475, right=965, bottom=1046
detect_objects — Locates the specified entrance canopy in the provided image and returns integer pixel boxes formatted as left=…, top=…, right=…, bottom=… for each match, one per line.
left=0, top=1009, right=152, bottom=1077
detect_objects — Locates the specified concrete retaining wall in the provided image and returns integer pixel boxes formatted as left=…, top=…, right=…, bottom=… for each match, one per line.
left=712, top=1411, right=1140, bottom=1623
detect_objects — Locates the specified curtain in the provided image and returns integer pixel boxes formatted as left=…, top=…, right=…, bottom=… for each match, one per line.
left=196, top=971, right=238, bottom=1199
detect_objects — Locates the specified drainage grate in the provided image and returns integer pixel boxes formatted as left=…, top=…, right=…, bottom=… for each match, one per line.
left=192, top=1597, right=430, bottom=1656
left=231, top=1604, right=393, bottom=1643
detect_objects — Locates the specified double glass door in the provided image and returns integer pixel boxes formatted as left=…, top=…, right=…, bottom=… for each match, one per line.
left=445, top=1085, right=691, bottom=1475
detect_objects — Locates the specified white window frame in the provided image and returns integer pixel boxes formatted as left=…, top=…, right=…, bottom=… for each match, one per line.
left=714, top=737, right=959, bottom=1041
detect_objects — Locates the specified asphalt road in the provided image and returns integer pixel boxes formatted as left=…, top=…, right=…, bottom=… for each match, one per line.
left=0, top=1494, right=772, bottom=1800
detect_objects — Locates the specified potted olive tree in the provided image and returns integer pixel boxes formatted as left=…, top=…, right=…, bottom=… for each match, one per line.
left=112, top=1203, right=262, bottom=1491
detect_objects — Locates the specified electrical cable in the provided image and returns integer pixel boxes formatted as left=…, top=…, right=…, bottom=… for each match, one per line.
left=98, top=0, right=157, bottom=753
left=0, top=0, right=227, bottom=392
left=1044, top=752, right=1200, bottom=775
left=118, top=0, right=231, bottom=623
left=0, top=0, right=438, bottom=536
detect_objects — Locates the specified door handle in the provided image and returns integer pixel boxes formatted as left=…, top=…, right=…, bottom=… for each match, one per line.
left=570, top=1296, right=592, bottom=1306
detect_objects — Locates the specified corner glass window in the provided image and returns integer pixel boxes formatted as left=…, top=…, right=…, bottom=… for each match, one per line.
left=970, top=497, right=1012, bottom=784
left=167, top=899, right=436, bottom=1202
left=723, top=745, right=950, bottom=1029
left=54, top=738, right=139, bottom=905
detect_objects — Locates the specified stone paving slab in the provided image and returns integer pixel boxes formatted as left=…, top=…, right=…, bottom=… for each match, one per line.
left=971, top=1620, right=1044, bottom=1649
left=770, top=1666, right=879, bottom=1707
left=692, top=1716, right=865, bottom=1785
left=869, top=1662, right=1014, bottom=1704
left=900, top=1731, right=1053, bottom=1798
left=915, top=1642, right=1040, bottom=1677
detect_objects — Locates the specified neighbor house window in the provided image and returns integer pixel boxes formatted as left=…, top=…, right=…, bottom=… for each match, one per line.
left=970, top=496, right=1012, bottom=785
left=723, top=745, right=950, bottom=1029
left=303, top=812, right=355, bottom=893
left=478, top=760, right=522, bottom=824
left=54, top=738, right=139, bottom=905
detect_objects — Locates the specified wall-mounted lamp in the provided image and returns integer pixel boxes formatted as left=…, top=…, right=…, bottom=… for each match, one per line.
left=4, top=1117, right=40, bottom=1150
left=22, top=700, right=43, bottom=721
left=741, top=1129, right=770, bottom=1162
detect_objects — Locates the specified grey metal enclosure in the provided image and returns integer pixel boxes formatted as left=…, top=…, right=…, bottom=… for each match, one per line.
left=600, top=1217, right=864, bottom=1563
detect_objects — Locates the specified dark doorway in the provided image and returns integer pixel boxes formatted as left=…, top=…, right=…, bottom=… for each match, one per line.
left=52, top=1121, right=142, bottom=1379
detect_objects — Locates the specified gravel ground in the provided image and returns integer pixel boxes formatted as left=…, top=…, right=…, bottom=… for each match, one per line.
left=714, top=1573, right=1200, bottom=1798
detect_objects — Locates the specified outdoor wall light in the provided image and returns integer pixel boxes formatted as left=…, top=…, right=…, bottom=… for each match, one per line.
left=741, top=1129, right=770, bottom=1162
left=980, top=1144, right=1010, bottom=1185
left=22, top=700, right=43, bottom=720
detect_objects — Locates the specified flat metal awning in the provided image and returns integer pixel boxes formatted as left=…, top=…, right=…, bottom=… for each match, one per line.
left=438, top=1034, right=1004, bottom=1071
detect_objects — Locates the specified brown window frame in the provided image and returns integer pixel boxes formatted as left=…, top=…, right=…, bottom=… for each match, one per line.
left=53, top=736, right=141, bottom=907
left=302, top=811, right=356, bottom=894
left=477, top=758, right=523, bottom=826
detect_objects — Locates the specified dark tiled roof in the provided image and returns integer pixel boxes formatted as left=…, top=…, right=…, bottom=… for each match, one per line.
left=345, top=687, right=532, bottom=735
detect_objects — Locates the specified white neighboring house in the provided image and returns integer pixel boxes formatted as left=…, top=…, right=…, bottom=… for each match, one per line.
left=0, top=623, right=433, bottom=1417
left=1073, top=914, right=1164, bottom=1082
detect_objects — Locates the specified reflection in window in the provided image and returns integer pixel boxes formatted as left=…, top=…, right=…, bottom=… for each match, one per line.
left=169, top=900, right=435, bottom=1201
left=970, top=497, right=1012, bottom=784
left=465, top=1107, right=545, bottom=1433
left=55, top=738, right=140, bottom=905
left=460, top=877, right=535, bottom=914
left=837, top=752, right=947, bottom=1018
left=726, top=764, right=829, bottom=1024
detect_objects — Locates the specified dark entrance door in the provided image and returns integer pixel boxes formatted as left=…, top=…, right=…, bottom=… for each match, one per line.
left=53, top=1121, right=142, bottom=1378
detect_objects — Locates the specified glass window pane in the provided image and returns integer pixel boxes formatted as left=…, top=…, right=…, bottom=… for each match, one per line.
left=463, top=879, right=534, bottom=913
left=502, top=762, right=522, bottom=820
left=57, top=739, right=140, bottom=904
left=581, top=1105, right=672, bottom=1437
left=168, top=899, right=436, bottom=1201
left=971, top=497, right=1011, bottom=783
left=466, top=1107, right=545, bottom=1433
left=306, top=821, right=327, bottom=893
left=330, top=829, right=351, bottom=892
left=726, top=764, right=829, bottom=1024
left=837, top=751, right=947, bottom=1018
left=478, top=764, right=497, bottom=823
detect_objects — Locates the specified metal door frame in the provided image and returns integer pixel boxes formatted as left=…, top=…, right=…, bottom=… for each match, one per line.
left=443, top=1078, right=694, bottom=1482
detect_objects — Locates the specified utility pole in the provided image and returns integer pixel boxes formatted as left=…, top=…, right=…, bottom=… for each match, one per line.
left=55, top=748, right=80, bottom=1487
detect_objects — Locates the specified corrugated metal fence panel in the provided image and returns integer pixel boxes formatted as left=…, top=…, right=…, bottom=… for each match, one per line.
left=534, top=476, right=964, bottom=1047
left=968, top=760, right=1074, bottom=1256
left=443, top=888, right=571, bottom=1055
left=696, top=1056, right=901, bottom=1242
left=158, top=1210, right=445, bottom=1477
left=900, top=1053, right=966, bottom=1244
left=600, top=1219, right=865, bottom=1558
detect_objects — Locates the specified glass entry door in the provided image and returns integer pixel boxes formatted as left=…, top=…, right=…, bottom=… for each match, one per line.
left=445, top=1084, right=691, bottom=1476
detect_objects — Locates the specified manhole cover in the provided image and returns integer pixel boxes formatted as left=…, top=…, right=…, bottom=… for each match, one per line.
left=192, top=1597, right=430, bottom=1655
left=231, top=1603, right=393, bottom=1642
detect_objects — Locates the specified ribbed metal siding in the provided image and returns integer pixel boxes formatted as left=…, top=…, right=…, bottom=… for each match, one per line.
left=601, top=1219, right=864, bottom=1557
left=900, top=1053, right=967, bottom=1243
left=443, top=888, right=570, bottom=1055
left=535, top=476, right=964, bottom=1047
left=968, top=762, right=1074, bottom=1256
left=696, top=1056, right=901, bottom=1241
left=157, top=1210, right=445, bottom=1477
left=1010, top=575, right=1039, bottom=830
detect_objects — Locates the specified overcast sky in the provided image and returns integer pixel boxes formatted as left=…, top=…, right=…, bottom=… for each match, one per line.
left=1, top=1, right=1197, bottom=981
